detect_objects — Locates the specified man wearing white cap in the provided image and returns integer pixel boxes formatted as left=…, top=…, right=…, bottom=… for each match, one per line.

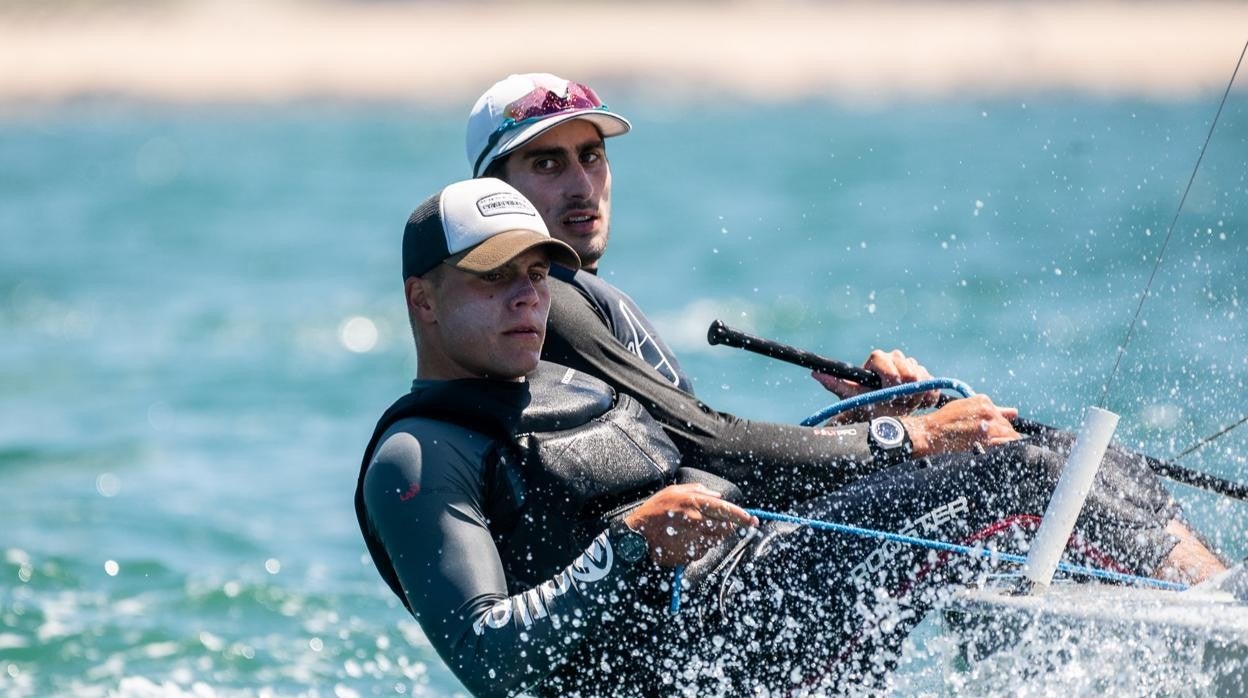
left=462, top=77, right=1234, bottom=587
left=467, top=73, right=692, bottom=387
left=465, top=72, right=1032, bottom=497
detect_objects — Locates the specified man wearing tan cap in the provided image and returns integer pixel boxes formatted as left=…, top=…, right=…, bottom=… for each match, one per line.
left=354, top=178, right=1223, bottom=696
left=355, top=177, right=757, bottom=696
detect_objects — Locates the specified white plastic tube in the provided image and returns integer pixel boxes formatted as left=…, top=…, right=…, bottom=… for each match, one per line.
left=1022, top=406, right=1120, bottom=592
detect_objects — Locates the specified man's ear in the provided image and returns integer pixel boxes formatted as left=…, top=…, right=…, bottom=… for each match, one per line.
left=405, top=276, right=438, bottom=324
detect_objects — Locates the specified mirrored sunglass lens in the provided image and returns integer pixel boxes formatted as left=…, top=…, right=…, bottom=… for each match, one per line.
left=566, top=81, right=603, bottom=106
left=504, top=83, right=603, bottom=122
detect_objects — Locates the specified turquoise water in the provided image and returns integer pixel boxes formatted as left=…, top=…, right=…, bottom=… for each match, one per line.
left=2, top=95, right=1247, bottom=695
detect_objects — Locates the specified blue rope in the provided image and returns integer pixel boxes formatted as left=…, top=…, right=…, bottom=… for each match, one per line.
left=801, top=377, right=976, bottom=426
left=668, top=566, right=685, bottom=615
left=667, top=374, right=1188, bottom=613
left=667, top=508, right=1187, bottom=614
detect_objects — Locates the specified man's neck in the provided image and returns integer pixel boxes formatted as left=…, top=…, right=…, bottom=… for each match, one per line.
left=416, top=370, right=527, bottom=383
left=415, top=360, right=526, bottom=383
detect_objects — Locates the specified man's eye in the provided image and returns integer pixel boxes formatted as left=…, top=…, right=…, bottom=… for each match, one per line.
left=581, top=151, right=601, bottom=164
left=529, top=270, right=547, bottom=282
left=534, top=158, right=559, bottom=172
left=482, top=271, right=505, bottom=282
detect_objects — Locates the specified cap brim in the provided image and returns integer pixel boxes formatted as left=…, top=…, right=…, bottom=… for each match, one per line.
left=447, top=229, right=581, bottom=273
left=483, top=109, right=631, bottom=173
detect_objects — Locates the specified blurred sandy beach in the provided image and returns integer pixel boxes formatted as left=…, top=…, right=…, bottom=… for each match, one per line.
left=1, top=0, right=1246, bottom=104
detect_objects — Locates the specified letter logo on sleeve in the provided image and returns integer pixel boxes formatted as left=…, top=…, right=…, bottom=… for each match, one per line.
left=471, top=535, right=614, bottom=636
left=542, top=570, right=574, bottom=598
left=472, top=599, right=514, bottom=636
left=569, top=533, right=613, bottom=584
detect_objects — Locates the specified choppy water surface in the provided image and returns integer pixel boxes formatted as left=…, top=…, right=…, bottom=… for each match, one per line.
left=2, top=94, right=1246, bottom=695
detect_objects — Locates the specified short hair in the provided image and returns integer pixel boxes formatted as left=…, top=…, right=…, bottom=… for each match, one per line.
left=481, top=154, right=510, bottom=181
left=406, top=265, right=447, bottom=348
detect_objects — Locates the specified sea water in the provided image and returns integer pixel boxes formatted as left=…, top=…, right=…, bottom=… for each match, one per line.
left=2, top=95, right=1246, bottom=696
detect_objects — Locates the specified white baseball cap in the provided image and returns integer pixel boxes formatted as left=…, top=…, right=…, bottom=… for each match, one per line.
left=402, top=178, right=580, bottom=279
left=466, top=73, right=631, bottom=177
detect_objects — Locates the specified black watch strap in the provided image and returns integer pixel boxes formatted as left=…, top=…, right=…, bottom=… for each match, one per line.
left=608, top=520, right=649, bottom=566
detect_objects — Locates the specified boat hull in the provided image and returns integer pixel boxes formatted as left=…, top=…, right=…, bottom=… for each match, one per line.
left=941, top=579, right=1248, bottom=696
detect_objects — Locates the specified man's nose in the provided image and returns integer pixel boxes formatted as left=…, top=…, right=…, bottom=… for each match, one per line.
left=510, top=275, right=540, bottom=306
left=565, top=161, right=594, bottom=199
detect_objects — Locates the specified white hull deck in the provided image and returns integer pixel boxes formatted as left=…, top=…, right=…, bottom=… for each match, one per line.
left=940, top=572, right=1248, bottom=696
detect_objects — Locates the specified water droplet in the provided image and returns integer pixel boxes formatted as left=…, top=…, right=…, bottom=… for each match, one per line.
left=199, top=631, right=225, bottom=651
left=96, top=473, right=121, bottom=498
left=104, top=560, right=119, bottom=576
left=339, top=316, right=379, bottom=353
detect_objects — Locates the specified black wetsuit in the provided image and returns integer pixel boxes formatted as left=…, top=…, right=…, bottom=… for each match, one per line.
left=357, top=363, right=741, bottom=697
left=544, top=266, right=889, bottom=500
left=356, top=362, right=1179, bottom=696
left=549, top=265, right=692, bottom=392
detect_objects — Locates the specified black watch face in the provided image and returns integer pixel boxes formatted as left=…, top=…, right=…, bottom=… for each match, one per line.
left=617, top=530, right=648, bottom=564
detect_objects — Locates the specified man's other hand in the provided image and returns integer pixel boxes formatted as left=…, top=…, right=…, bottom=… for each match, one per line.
left=901, top=394, right=1021, bottom=457
left=623, top=484, right=759, bottom=567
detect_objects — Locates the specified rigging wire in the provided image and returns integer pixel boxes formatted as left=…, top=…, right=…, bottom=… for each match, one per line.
left=1175, top=413, right=1248, bottom=461
left=681, top=41, right=1248, bottom=621
left=1100, top=39, right=1248, bottom=408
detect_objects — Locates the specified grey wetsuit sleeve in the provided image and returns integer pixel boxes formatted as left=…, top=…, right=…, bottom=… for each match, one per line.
left=361, top=421, right=644, bottom=698
left=543, top=278, right=880, bottom=491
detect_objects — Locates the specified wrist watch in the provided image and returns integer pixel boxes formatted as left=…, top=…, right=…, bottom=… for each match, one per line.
left=608, top=520, right=649, bottom=565
left=868, top=416, right=912, bottom=466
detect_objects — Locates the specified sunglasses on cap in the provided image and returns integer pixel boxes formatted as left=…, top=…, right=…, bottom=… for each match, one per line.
left=474, top=81, right=609, bottom=176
